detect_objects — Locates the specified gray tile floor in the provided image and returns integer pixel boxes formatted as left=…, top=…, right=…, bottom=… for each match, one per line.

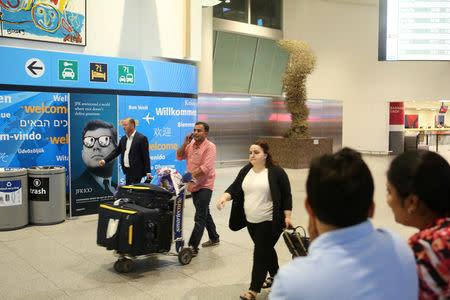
left=2, top=153, right=448, bottom=300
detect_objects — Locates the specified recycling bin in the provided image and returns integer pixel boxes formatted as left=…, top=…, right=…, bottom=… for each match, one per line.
left=28, top=166, right=66, bottom=225
left=0, top=168, right=28, bottom=230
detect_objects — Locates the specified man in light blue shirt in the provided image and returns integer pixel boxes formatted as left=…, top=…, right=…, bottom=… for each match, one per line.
left=270, top=148, right=418, bottom=300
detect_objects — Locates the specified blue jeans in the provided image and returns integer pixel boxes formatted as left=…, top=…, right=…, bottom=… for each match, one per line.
left=188, top=188, right=219, bottom=250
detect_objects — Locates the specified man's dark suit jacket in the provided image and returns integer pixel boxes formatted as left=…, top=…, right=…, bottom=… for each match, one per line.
left=104, top=131, right=151, bottom=178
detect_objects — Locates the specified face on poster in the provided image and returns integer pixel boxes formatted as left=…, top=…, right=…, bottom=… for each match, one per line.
left=69, top=93, right=118, bottom=216
left=118, top=96, right=197, bottom=184
left=0, top=90, right=69, bottom=185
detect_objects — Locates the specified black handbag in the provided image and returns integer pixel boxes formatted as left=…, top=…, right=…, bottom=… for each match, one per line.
left=282, top=226, right=310, bottom=258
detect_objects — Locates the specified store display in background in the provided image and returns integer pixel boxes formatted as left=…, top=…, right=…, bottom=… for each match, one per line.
left=405, top=114, right=418, bottom=129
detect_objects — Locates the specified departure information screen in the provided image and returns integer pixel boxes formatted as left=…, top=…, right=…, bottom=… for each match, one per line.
left=381, top=0, right=450, bottom=61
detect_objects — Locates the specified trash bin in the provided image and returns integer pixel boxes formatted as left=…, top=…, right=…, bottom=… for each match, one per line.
left=28, top=166, right=66, bottom=225
left=0, top=168, right=28, bottom=231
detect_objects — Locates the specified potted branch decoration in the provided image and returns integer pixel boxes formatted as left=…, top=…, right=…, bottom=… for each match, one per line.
left=258, top=40, right=333, bottom=168
left=277, top=40, right=316, bottom=138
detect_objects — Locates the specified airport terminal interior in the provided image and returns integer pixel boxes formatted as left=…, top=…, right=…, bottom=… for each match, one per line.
left=1, top=154, right=439, bottom=300
left=1, top=0, right=450, bottom=299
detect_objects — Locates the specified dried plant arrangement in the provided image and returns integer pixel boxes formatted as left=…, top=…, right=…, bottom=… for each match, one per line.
left=277, top=40, right=316, bottom=139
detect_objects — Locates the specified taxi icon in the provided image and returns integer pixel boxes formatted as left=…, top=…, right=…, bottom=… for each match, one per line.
left=62, top=68, right=75, bottom=79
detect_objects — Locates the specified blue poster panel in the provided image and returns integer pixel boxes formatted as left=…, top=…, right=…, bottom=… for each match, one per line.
left=118, top=96, right=197, bottom=184
left=69, top=93, right=118, bottom=216
left=0, top=90, right=69, bottom=182
left=0, top=0, right=86, bottom=45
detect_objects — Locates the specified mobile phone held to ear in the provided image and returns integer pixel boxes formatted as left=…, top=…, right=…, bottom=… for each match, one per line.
left=188, top=133, right=193, bottom=141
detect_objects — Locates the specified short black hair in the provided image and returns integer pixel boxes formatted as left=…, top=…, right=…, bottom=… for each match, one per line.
left=195, top=121, right=209, bottom=132
left=306, top=148, right=374, bottom=227
left=82, top=119, right=117, bottom=145
left=387, top=150, right=450, bottom=215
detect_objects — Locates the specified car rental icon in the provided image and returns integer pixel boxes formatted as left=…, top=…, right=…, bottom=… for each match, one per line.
left=62, top=68, right=75, bottom=79
left=126, top=73, right=134, bottom=83
left=119, top=75, right=126, bottom=83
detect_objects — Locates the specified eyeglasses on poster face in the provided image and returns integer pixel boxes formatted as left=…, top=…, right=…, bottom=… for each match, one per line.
left=83, top=135, right=112, bottom=148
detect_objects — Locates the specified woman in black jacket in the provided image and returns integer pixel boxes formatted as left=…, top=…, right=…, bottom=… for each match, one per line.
left=217, top=141, right=293, bottom=300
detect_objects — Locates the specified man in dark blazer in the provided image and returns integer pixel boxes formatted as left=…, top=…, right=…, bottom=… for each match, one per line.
left=99, top=117, right=151, bottom=185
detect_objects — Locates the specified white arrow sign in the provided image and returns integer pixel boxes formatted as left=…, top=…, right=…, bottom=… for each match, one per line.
left=25, top=58, right=45, bottom=78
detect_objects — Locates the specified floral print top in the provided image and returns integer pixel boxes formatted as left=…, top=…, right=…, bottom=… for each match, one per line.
left=409, top=216, right=450, bottom=300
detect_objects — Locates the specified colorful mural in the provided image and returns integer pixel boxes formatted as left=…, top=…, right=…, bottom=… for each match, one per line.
left=0, top=0, right=85, bottom=45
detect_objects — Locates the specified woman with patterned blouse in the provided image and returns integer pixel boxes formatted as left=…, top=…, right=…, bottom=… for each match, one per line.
left=387, top=150, right=450, bottom=299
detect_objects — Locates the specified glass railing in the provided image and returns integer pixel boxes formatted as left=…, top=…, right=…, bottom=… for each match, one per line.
left=405, top=128, right=450, bottom=152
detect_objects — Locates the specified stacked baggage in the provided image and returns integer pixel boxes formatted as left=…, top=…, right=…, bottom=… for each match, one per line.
left=97, top=169, right=194, bottom=273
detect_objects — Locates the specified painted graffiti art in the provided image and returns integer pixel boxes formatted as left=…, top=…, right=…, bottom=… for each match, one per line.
left=0, top=0, right=85, bottom=45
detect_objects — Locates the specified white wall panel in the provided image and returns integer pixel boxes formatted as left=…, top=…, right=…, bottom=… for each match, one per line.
left=283, top=0, right=450, bottom=152
left=0, top=0, right=202, bottom=61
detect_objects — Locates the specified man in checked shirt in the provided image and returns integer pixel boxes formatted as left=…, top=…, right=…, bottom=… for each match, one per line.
left=176, top=122, right=220, bottom=256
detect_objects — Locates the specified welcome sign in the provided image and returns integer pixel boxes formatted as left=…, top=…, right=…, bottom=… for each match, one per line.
left=0, top=91, right=69, bottom=186
left=118, top=96, right=197, bottom=185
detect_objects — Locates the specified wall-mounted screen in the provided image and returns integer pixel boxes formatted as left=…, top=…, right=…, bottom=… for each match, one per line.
left=379, top=0, right=450, bottom=61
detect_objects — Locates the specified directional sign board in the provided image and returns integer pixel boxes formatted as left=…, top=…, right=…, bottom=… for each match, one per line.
left=58, top=60, right=78, bottom=81
left=1, top=46, right=198, bottom=93
left=90, top=63, right=108, bottom=82
left=25, top=58, right=45, bottom=78
left=118, top=65, right=135, bottom=84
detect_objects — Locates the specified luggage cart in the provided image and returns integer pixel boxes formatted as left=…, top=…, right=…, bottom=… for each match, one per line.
left=97, top=170, right=195, bottom=273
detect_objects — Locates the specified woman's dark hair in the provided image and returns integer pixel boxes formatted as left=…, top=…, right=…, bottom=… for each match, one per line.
left=387, top=150, right=450, bottom=215
left=306, top=148, right=374, bottom=227
left=252, top=141, right=278, bottom=167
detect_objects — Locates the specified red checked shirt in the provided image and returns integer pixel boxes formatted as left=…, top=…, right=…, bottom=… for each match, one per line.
left=176, top=138, right=216, bottom=193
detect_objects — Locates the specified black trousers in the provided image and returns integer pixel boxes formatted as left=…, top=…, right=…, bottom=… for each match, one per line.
left=247, top=221, right=281, bottom=293
left=124, top=168, right=142, bottom=185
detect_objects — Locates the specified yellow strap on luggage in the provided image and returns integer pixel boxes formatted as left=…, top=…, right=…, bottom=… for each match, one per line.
left=121, top=185, right=150, bottom=190
left=128, top=225, right=133, bottom=244
left=100, top=204, right=137, bottom=215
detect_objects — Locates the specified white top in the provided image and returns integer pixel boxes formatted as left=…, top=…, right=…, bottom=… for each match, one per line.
left=124, top=131, right=136, bottom=168
left=242, top=168, right=273, bottom=223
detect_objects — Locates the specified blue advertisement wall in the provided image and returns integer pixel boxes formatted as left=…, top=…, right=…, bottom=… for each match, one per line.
left=118, top=96, right=197, bottom=184
left=0, top=91, right=69, bottom=185
left=69, top=93, right=118, bottom=216
left=0, top=46, right=198, bottom=217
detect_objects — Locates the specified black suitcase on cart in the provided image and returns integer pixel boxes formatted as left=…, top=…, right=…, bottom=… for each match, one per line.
left=116, top=183, right=173, bottom=209
left=97, top=201, right=173, bottom=257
